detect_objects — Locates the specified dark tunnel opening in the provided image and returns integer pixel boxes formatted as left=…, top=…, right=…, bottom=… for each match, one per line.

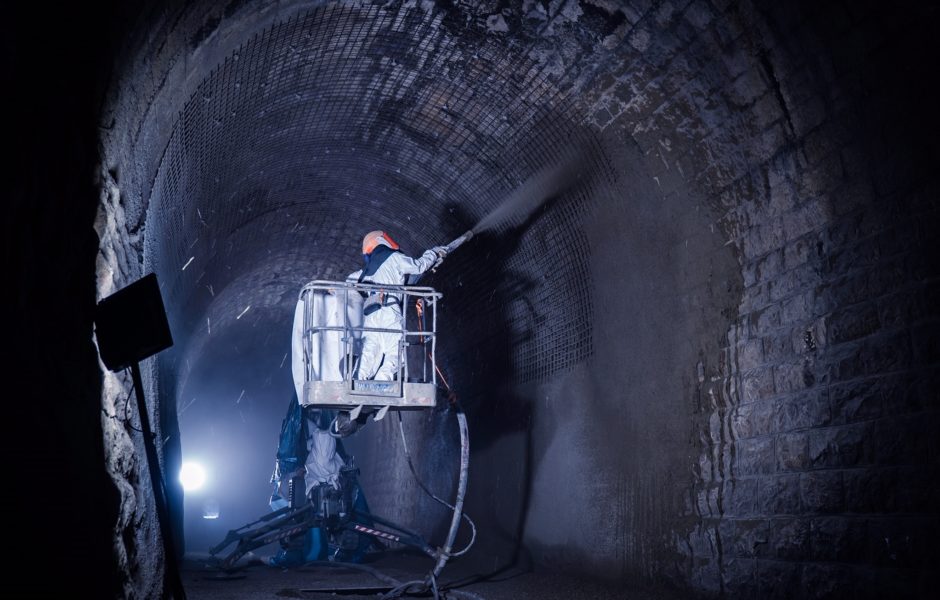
left=8, top=0, right=940, bottom=598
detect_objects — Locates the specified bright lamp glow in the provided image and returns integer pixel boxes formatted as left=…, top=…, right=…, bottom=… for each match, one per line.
left=179, top=462, right=206, bottom=491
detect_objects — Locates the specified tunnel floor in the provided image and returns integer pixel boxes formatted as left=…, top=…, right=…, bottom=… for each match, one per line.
left=182, top=551, right=686, bottom=600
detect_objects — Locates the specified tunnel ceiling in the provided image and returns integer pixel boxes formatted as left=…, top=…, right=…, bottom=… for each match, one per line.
left=141, top=2, right=631, bottom=393
left=97, top=0, right=822, bottom=404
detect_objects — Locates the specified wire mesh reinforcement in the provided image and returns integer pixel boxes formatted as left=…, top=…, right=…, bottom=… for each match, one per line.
left=147, top=2, right=606, bottom=386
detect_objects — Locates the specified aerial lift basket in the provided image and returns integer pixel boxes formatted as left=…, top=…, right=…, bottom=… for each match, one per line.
left=296, top=280, right=443, bottom=410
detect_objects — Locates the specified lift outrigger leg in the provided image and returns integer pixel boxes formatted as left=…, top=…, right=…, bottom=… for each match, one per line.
left=209, top=504, right=436, bottom=571
left=209, top=504, right=317, bottom=570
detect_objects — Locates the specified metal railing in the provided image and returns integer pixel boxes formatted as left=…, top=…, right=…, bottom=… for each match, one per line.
left=298, top=280, right=442, bottom=408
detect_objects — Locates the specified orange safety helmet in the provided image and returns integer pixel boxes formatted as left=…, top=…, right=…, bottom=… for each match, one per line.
left=361, top=230, right=400, bottom=255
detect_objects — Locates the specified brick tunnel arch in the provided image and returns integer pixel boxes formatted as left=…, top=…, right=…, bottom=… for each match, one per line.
left=93, top=1, right=938, bottom=597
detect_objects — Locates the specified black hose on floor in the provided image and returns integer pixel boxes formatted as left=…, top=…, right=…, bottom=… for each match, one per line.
left=302, top=560, right=485, bottom=600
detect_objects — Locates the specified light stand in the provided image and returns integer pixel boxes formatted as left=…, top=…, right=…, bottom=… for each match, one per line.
left=95, top=273, right=186, bottom=600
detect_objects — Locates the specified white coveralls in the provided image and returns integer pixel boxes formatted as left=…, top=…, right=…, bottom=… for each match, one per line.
left=347, top=248, right=439, bottom=381
left=290, top=288, right=362, bottom=493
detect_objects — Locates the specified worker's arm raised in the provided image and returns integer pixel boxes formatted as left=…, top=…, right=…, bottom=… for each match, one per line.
left=393, top=248, right=443, bottom=277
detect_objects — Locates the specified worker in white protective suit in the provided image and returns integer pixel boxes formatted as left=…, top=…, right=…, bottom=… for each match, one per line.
left=346, top=230, right=448, bottom=382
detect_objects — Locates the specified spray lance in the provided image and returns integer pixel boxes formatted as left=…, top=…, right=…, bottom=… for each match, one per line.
left=432, top=230, right=474, bottom=270
left=445, top=230, right=474, bottom=254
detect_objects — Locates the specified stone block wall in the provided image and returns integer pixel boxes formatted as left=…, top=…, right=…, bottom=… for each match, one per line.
left=656, top=2, right=940, bottom=595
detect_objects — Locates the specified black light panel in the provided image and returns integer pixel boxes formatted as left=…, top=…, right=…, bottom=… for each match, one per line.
left=95, top=273, right=173, bottom=371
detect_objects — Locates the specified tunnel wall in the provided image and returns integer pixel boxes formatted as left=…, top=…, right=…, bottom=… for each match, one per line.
left=568, top=2, right=939, bottom=594
left=96, top=166, right=170, bottom=598
left=95, top=1, right=939, bottom=598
